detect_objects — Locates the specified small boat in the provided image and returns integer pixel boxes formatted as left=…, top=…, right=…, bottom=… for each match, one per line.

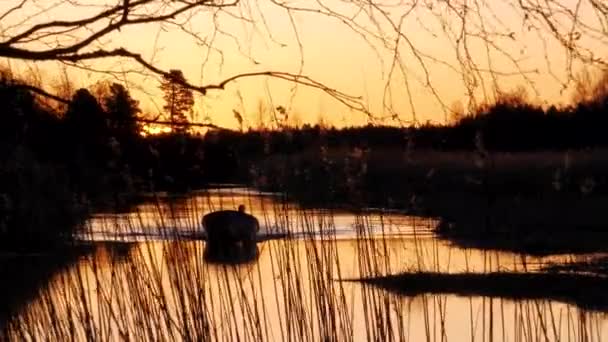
left=201, top=205, right=259, bottom=250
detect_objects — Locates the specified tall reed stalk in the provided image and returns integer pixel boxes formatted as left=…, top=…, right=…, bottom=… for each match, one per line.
left=2, top=189, right=606, bottom=341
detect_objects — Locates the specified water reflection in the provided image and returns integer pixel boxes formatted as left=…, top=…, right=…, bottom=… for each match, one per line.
left=2, top=188, right=608, bottom=341
left=3, top=240, right=607, bottom=341
left=80, top=188, right=438, bottom=242
left=203, top=243, right=259, bottom=264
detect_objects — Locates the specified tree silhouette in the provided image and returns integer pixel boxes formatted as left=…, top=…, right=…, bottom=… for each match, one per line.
left=65, top=89, right=106, bottom=137
left=160, top=69, right=194, bottom=134
left=64, top=89, right=110, bottom=163
left=104, top=83, right=140, bottom=140
left=2, top=0, right=605, bottom=125
left=0, top=0, right=365, bottom=119
left=0, top=73, right=37, bottom=144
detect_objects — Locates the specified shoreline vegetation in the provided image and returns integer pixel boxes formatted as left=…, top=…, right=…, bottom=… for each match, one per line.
left=346, top=271, right=608, bottom=312
left=2, top=66, right=608, bottom=336
left=272, top=148, right=608, bottom=255
left=2, top=69, right=608, bottom=256
left=0, top=240, right=135, bottom=328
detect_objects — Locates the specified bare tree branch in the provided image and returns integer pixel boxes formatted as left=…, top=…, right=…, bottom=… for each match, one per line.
left=137, top=118, right=224, bottom=130
left=1, top=0, right=608, bottom=124
left=14, top=82, right=69, bottom=104
left=15, top=82, right=228, bottom=130
left=0, top=0, right=370, bottom=115
left=0, top=0, right=27, bottom=22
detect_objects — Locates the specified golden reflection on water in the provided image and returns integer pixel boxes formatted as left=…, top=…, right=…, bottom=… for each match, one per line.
left=5, top=189, right=608, bottom=341
left=83, top=188, right=439, bottom=241
left=5, top=238, right=607, bottom=341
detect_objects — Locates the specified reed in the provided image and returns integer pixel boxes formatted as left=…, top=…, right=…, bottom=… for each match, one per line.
left=1, top=189, right=606, bottom=341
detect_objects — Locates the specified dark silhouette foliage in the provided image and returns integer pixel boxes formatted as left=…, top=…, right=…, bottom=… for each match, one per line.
left=64, top=89, right=108, bottom=153
left=104, top=83, right=140, bottom=142
left=3, top=68, right=608, bottom=250
left=160, top=69, right=194, bottom=134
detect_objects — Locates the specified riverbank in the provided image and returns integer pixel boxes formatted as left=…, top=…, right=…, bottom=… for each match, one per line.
left=0, top=241, right=135, bottom=332
left=3, top=142, right=607, bottom=256
left=424, top=192, right=608, bottom=255
left=349, top=271, right=608, bottom=312
left=256, top=148, right=608, bottom=254
left=0, top=143, right=146, bottom=252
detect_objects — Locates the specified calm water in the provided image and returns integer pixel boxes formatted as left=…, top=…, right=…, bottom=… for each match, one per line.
left=4, top=188, right=608, bottom=341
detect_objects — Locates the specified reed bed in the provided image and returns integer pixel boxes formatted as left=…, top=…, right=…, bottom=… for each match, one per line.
left=1, top=189, right=607, bottom=341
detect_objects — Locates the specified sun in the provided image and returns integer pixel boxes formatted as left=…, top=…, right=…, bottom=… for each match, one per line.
left=140, top=124, right=172, bottom=137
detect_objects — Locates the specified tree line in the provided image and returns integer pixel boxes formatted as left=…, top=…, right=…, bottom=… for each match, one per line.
left=0, top=69, right=207, bottom=248
left=2, top=67, right=608, bottom=249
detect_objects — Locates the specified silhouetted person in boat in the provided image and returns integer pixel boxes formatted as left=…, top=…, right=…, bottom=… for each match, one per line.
left=202, top=204, right=259, bottom=258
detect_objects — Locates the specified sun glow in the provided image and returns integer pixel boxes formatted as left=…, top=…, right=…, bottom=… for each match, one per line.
left=141, top=125, right=172, bottom=137
left=1, top=1, right=607, bottom=129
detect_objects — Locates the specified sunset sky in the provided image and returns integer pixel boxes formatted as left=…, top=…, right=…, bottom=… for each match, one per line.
left=1, top=0, right=607, bottom=129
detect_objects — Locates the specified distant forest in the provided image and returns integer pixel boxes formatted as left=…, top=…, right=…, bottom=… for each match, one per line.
left=3, top=70, right=608, bottom=193
left=2, top=68, right=608, bottom=246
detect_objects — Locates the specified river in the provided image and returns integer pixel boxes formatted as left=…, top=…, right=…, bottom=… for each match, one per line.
left=3, top=187, right=607, bottom=341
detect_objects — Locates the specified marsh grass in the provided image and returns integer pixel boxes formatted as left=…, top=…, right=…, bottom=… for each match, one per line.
left=260, top=148, right=608, bottom=200
left=544, top=256, right=608, bottom=277
left=1, top=190, right=607, bottom=341
left=258, top=147, right=608, bottom=254
left=348, top=271, right=608, bottom=312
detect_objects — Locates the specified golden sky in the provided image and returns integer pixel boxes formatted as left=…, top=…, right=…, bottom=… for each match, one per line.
left=1, top=0, right=607, bottom=129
